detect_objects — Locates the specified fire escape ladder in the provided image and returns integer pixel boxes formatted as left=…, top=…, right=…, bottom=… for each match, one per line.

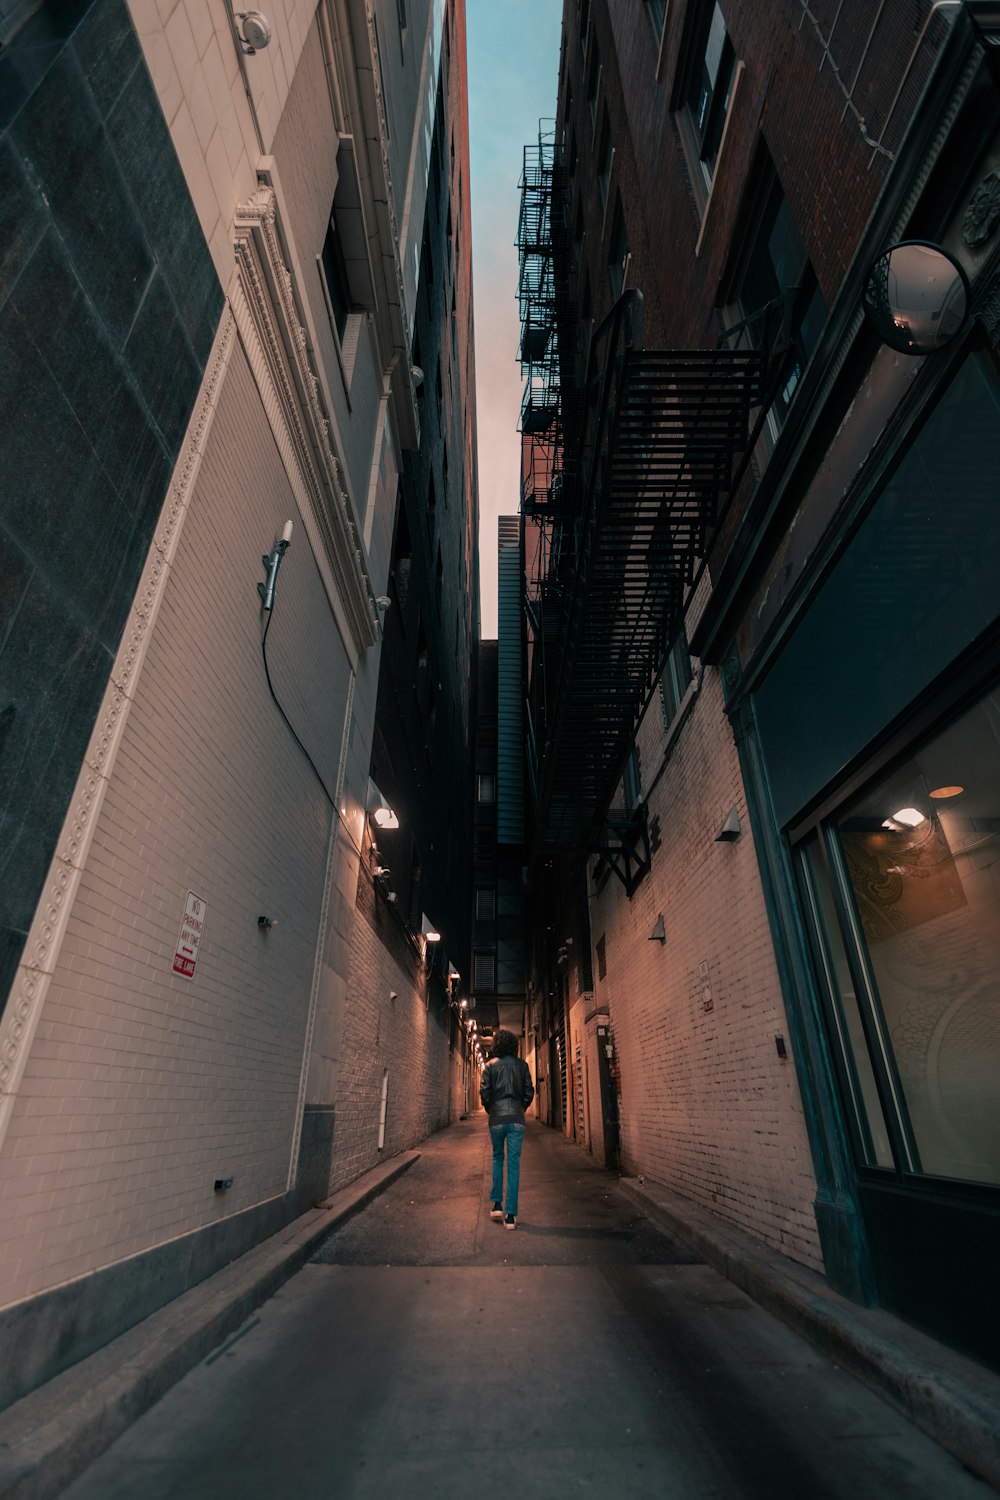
left=536, top=302, right=764, bottom=853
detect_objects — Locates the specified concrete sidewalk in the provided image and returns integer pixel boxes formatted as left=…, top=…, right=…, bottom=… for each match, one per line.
left=1, top=1122, right=999, bottom=1496
left=619, top=1175, right=1000, bottom=1490
left=0, top=1151, right=419, bottom=1500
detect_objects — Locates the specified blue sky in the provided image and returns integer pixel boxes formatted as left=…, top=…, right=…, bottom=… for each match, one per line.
left=467, top=1, right=562, bottom=637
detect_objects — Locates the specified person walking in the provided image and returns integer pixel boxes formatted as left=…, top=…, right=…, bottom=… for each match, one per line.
left=480, top=1029, right=534, bottom=1230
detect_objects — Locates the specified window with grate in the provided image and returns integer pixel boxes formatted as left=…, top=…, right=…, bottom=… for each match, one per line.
left=478, top=773, right=496, bottom=803
left=596, top=934, right=607, bottom=980
left=476, top=887, right=496, bottom=920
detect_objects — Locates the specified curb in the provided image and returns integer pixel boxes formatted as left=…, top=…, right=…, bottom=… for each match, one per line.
left=0, top=1151, right=419, bottom=1500
left=619, top=1176, right=1000, bottom=1491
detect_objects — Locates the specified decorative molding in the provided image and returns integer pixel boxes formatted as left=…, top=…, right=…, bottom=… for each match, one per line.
left=363, top=0, right=411, bottom=347
left=233, top=185, right=379, bottom=655
left=963, top=168, right=1000, bottom=248
left=977, top=282, right=1000, bottom=344
left=0, top=312, right=237, bottom=1149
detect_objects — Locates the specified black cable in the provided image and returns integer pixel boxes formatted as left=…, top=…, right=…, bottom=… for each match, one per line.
left=260, top=606, right=366, bottom=862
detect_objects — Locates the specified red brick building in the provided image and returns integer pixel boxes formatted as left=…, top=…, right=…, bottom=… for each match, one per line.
left=519, top=0, right=1000, bottom=1369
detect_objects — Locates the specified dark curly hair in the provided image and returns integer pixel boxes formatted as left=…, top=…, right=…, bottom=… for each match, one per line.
left=492, top=1029, right=519, bottom=1058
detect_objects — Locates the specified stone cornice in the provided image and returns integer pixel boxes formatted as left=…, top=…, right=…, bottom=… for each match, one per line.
left=233, top=185, right=380, bottom=654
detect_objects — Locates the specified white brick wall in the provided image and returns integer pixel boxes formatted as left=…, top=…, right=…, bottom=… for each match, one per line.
left=127, top=0, right=318, bottom=279
left=588, top=666, right=823, bottom=1270
left=332, top=863, right=463, bottom=1192
left=0, top=341, right=355, bottom=1303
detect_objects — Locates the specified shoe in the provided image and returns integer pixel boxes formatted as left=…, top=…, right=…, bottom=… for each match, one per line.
left=490, top=1202, right=503, bottom=1220
left=504, top=1214, right=516, bottom=1230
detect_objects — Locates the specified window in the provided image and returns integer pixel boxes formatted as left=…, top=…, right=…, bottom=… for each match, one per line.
left=799, top=684, right=1000, bottom=1186
left=595, top=934, right=607, bottom=980
left=661, top=630, right=693, bottom=727
left=722, top=147, right=827, bottom=428
left=682, top=1, right=736, bottom=190
left=320, top=216, right=353, bottom=343
left=391, top=494, right=412, bottom=605
left=476, top=887, right=496, bottom=920
left=578, top=0, right=590, bottom=45
left=607, top=197, right=628, bottom=299
left=478, top=772, right=496, bottom=803
left=586, top=39, right=601, bottom=130
left=645, top=0, right=667, bottom=38
left=597, top=114, right=613, bottom=213
left=623, top=749, right=641, bottom=814
left=474, top=951, right=496, bottom=992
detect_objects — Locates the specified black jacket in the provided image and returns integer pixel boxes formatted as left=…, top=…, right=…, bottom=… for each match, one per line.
left=480, top=1055, right=535, bottom=1123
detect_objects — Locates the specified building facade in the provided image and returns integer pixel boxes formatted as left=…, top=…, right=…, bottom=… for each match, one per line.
left=518, top=0, right=1000, bottom=1369
left=0, top=0, right=475, bottom=1407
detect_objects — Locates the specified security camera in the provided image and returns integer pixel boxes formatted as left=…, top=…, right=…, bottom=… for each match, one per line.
left=237, top=11, right=272, bottom=52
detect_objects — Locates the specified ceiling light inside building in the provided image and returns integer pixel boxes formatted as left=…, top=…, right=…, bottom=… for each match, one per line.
left=883, top=807, right=926, bottom=829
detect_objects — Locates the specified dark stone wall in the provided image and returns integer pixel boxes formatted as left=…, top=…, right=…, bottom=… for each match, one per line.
left=0, top=0, right=223, bottom=1010
left=371, top=18, right=477, bottom=984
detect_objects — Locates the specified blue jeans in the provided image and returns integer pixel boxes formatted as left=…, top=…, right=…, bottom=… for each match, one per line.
left=490, top=1121, right=525, bottom=1216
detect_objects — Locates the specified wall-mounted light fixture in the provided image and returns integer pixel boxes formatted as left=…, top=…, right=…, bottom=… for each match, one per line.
left=421, top=913, right=441, bottom=943
left=236, top=9, right=272, bottom=51
left=716, top=806, right=742, bottom=842
left=257, top=914, right=277, bottom=930
left=257, top=520, right=293, bottom=610
left=367, top=777, right=399, bottom=830
left=648, top=914, right=666, bottom=944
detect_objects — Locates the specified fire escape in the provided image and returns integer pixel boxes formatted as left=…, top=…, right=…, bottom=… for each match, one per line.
left=517, top=127, right=767, bottom=890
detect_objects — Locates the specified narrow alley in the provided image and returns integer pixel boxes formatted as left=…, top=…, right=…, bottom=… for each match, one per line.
left=59, top=1122, right=993, bottom=1500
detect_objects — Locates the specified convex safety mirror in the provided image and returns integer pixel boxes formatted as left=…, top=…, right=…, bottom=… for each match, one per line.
left=863, top=240, right=971, bottom=355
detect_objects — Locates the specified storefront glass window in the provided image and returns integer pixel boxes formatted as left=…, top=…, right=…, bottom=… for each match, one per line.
left=819, top=689, right=1000, bottom=1186
left=800, top=838, right=894, bottom=1168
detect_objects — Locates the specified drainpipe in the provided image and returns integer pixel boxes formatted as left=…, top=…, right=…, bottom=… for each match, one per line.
left=377, top=1068, right=389, bottom=1150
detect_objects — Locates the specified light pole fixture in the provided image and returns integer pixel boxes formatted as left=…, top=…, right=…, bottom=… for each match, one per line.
left=863, top=240, right=971, bottom=355
left=257, top=520, right=293, bottom=610
left=366, top=777, right=399, bottom=830
left=421, top=913, right=441, bottom=943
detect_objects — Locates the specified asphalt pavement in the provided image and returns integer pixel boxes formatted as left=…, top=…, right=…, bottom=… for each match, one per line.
left=57, top=1119, right=997, bottom=1500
